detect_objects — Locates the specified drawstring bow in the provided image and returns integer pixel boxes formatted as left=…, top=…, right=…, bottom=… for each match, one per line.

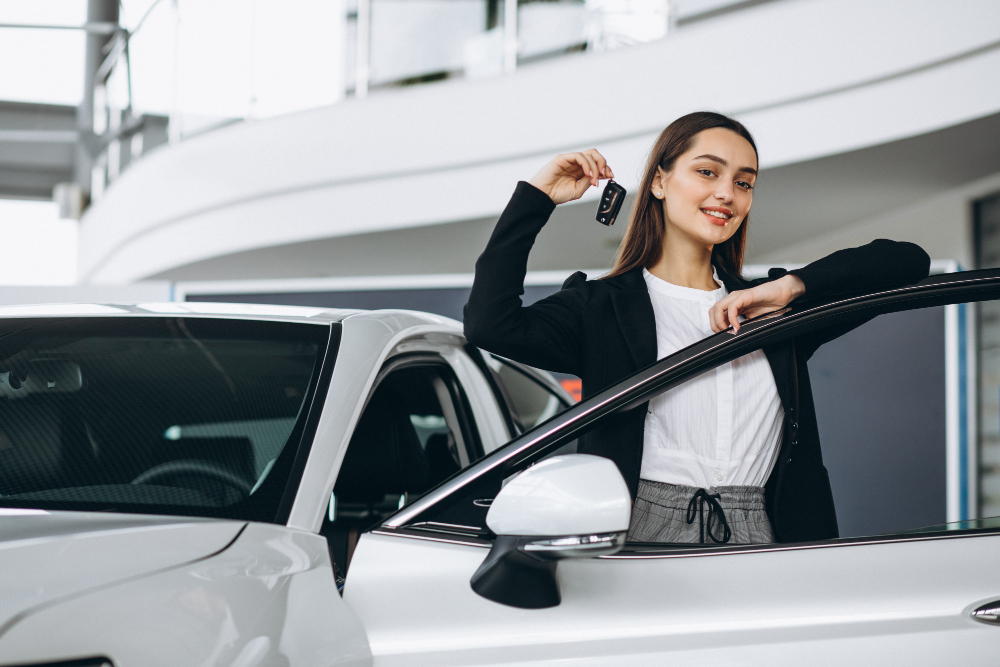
left=686, top=488, right=732, bottom=544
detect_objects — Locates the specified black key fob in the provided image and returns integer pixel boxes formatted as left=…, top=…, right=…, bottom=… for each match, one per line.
left=597, top=180, right=626, bottom=226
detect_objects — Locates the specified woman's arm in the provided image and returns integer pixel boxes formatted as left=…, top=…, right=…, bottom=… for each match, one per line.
left=464, top=151, right=614, bottom=376
left=710, top=239, right=931, bottom=334
left=786, top=238, right=931, bottom=299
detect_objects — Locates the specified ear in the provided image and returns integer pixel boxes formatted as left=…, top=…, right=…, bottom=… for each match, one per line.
left=650, top=166, right=668, bottom=199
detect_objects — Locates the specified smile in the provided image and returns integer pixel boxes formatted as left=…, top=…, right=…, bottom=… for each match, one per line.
left=701, top=207, right=733, bottom=224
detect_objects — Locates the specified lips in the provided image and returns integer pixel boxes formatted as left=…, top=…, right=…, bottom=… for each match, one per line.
left=701, top=207, right=733, bottom=226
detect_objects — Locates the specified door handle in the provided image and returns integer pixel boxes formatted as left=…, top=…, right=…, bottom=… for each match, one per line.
left=971, top=600, right=1000, bottom=625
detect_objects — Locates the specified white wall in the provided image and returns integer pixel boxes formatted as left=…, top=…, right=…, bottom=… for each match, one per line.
left=77, top=0, right=1000, bottom=284
left=754, top=172, right=1000, bottom=270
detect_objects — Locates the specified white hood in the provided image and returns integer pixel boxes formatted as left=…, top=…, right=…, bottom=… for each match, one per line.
left=0, top=510, right=245, bottom=630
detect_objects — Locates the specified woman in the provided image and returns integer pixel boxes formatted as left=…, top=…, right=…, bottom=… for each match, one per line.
left=464, top=112, right=930, bottom=545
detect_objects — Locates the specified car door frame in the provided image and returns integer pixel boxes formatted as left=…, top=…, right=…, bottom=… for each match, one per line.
left=286, top=313, right=512, bottom=536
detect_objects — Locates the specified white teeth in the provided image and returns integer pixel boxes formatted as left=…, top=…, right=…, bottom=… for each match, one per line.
left=702, top=209, right=730, bottom=220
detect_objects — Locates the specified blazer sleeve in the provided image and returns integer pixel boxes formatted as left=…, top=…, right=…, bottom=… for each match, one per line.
left=463, top=182, right=587, bottom=376
left=766, top=238, right=931, bottom=359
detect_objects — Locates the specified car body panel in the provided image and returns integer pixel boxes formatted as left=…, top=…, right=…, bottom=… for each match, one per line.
left=1, top=522, right=372, bottom=666
left=346, top=522, right=1000, bottom=666
left=0, top=511, right=245, bottom=632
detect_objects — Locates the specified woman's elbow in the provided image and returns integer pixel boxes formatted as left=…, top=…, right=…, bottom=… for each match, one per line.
left=463, top=319, right=486, bottom=348
left=463, top=312, right=499, bottom=351
left=899, top=241, right=931, bottom=281
left=874, top=239, right=931, bottom=282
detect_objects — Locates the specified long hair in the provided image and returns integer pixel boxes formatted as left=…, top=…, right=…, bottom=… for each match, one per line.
left=605, top=111, right=758, bottom=280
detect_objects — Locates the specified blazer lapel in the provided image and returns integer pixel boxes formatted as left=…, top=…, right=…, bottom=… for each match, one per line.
left=608, top=269, right=658, bottom=370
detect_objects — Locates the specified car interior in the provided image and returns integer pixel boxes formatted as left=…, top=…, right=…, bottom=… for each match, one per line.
left=323, top=362, right=480, bottom=573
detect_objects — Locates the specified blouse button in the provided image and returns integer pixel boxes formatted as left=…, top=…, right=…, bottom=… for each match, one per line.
left=715, top=474, right=723, bottom=482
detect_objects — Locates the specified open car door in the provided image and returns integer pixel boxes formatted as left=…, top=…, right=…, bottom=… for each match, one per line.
left=342, top=270, right=1000, bottom=666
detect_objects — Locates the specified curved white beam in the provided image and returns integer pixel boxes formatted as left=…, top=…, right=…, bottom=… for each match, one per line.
left=79, top=0, right=1000, bottom=283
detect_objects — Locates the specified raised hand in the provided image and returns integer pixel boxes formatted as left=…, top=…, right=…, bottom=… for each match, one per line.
left=528, top=149, right=614, bottom=205
left=709, top=274, right=807, bottom=334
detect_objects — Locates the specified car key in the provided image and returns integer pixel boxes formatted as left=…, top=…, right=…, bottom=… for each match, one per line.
left=597, top=179, right=626, bottom=226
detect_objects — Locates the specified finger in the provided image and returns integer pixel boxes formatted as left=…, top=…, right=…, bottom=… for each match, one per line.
left=728, top=302, right=742, bottom=334
left=581, top=153, right=600, bottom=186
left=710, top=300, right=728, bottom=333
left=586, top=149, right=609, bottom=179
left=563, top=153, right=591, bottom=180
left=709, top=304, right=721, bottom=333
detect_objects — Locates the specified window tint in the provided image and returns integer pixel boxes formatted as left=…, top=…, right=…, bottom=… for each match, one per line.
left=0, top=317, right=330, bottom=522
left=480, top=352, right=568, bottom=434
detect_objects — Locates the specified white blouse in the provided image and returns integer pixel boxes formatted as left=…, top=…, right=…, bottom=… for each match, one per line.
left=640, top=268, right=784, bottom=489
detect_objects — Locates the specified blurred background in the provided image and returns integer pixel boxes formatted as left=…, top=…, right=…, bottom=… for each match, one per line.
left=2, top=0, right=1000, bottom=527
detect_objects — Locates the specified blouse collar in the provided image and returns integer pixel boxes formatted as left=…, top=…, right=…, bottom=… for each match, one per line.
left=642, top=266, right=727, bottom=303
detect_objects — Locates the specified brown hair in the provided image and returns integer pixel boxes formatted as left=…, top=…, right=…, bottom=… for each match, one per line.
left=605, top=111, right=758, bottom=280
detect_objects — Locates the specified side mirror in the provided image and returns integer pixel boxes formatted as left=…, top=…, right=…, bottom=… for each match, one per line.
left=470, top=454, right=631, bottom=609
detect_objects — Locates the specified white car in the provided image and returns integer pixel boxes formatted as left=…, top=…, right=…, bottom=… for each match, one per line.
left=1, top=270, right=999, bottom=666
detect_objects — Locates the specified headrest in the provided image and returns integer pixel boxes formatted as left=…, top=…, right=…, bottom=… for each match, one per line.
left=334, top=384, right=430, bottom=503
left=424, top=432, right=460, bottom=484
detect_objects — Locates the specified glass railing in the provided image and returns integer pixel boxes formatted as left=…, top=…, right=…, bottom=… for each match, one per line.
left=0, top=0, right=768, bottom=213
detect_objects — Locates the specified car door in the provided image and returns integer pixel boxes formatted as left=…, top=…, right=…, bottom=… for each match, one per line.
left=342, top=271, right=1000, bottom=666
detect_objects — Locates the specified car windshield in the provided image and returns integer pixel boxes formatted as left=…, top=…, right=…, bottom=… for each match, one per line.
left=0, top=317, right=331, bottom=522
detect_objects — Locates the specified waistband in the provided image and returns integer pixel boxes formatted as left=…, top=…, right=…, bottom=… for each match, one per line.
left=637, top=479, right=767, bottom=512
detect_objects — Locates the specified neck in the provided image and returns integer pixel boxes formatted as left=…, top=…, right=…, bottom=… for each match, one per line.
left=646, top=232, right=718, bottom=291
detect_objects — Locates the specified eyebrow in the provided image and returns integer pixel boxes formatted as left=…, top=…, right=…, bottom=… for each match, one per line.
left=693, top=154, right=758, bottom=176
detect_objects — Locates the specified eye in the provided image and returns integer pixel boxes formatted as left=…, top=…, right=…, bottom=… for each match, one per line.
left=697, top=169, right=715, bottom=177
left=736, top=180, right=754, bottom=191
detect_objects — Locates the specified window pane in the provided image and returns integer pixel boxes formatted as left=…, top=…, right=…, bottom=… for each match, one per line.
left=810, top=307, right=948, bottom=538
left=482, top=353, right=567, bottom=433
left=0, top=317, right=329, bottom=521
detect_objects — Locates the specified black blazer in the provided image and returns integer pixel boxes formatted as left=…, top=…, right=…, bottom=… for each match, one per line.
left=464, top=182, right=931, bottom=542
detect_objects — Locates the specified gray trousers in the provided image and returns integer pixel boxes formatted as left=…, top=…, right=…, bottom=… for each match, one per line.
left=627, top=479, right=775, bottom=544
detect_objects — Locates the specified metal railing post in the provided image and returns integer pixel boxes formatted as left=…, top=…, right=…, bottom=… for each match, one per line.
left=356, top=0, right=371, bottom=97
left=503, top=0, right=517, bottom=74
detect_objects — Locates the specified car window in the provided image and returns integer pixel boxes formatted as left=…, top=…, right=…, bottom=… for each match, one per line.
left=324, top=357, right=481, bottom=571
left=479, top=352, right=570, bottom=434
left=390, top=277, right=1000, bottom=551
left=0, top=317, right=332, bottom=523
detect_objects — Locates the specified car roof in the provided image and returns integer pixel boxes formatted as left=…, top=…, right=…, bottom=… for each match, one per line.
left=0, top=302, right=464, bottom=331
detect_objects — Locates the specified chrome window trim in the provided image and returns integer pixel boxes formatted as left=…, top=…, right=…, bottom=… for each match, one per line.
left=608, top=527, right=1000, bottom=559
left=385, top=270, right=1000, bottom=530
left=370, top=527, right=490, bottom=549
left=374, top=524, right=1000, bottom=556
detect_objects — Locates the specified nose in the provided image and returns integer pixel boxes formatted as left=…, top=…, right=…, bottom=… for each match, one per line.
left=714, top=183, right=734, bottom=203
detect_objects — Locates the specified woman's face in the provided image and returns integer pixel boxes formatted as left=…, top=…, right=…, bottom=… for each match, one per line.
left=652, top=127, right=758, bottom=248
